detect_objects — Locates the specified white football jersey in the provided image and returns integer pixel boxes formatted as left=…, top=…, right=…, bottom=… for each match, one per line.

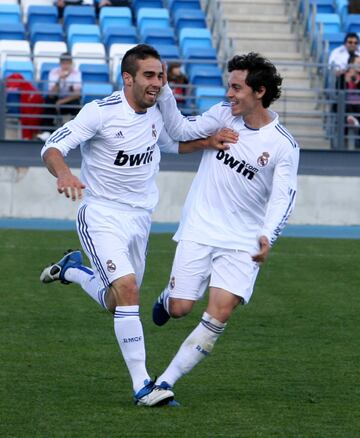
left=158, top=85, right=300, bottom=252
left=41, top=89, right=179, bottom=211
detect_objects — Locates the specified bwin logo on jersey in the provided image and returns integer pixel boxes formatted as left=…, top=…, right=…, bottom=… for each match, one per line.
left=216, top=150, right=259, bottom=180
left=114, top=146, right=154, bottom=167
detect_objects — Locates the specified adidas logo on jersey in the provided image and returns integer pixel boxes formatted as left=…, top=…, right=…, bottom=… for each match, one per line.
left=115, top=130, right=124, bottom=139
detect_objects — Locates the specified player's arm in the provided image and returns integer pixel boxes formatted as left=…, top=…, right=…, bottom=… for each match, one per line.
left=43, top=148, right=85, bottom=201
left=158, top=83, right=225, bottom=141
left=41, top=101, right=101, bottom=201
left=179, top=128, right=238, bottom=154
left=158, top=127, right=238, bottom=154
left=253, top=146, right=300, bottom=262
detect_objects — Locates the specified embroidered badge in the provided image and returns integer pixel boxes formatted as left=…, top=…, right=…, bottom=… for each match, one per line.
left=106, top=260, right=116, bottom=273
left=169, top=276, right=175, bottom=290
left=257, top=152, right=270, bottom=167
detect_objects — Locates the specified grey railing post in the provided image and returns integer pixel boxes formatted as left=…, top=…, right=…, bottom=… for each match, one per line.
left=335, top=90, right=346, bottom=150
left=0, top=80, right=6, bottom=140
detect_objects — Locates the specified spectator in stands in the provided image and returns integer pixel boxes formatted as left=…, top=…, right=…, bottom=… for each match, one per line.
left=55, top=0, right=94, bottom=19
left=328, top=32, right=360, bottom=75
left=344, top=55, right=360, bottom=148
left=349, top=0, right=360, bottom=14
left=97, top=0, right=132, bottom=9
left=167, top=62, right=189, bottom=110
left=38, top=52, right=81, bottom=141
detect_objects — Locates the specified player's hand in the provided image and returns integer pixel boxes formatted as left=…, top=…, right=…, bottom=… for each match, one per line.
left=56, top=171, right=86, bottom=201
left=208, top=128, right=239, bottom=150
left=252, top=236, right=270, bottom=263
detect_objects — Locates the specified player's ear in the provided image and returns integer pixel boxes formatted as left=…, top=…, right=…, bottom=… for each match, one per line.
left=123, top=72, right=133, bottom=87
left=255, top=86, right=266, bottom=100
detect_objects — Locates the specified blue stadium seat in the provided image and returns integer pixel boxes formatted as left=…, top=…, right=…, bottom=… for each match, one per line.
left=155, top=44, right=180, bottom=60
left=0, top=4, right=21, bottom=23
left=168, top=0, right=201, bottom=15
left=27, top=5, right=58, bottom=29
left=81, top=82, right=114, bottom=104
left=345, top=15, right=360, bottom=34
left=196, top=85, right=227, bottom=112
left=183, top=47, right=218, bottom=76
left=30, top=23, right=64, bottom=46
left=309, top=0, right=336, bottom=13
left=323, top=32, right=346, bottom=52
left=173, top=9, right=206, bottom=33
left=179, top=28, right=213, bottom=55
left=137, top=8, right=170, bottom=33
left=99, top=6, right=132, bottom=32
left=39, top=62, right=59, bottom=92
left=2, top=60, right=34, bottom=82
left=63, top=5, right=96, bottom=31
left=79, top=63, right=110, bottom=83
left=314, top=13, right=341, bottom=33
left=0, top=23, right=25, bottom=40
left=189, top=65, right=223, bottom=86
left=132, top=0, right=164, bottom=16
left=140, top=27, right=176, bottom=45
left=103, top=26, right=138, bottom=49
left=68, top=24, right=101, bottom=48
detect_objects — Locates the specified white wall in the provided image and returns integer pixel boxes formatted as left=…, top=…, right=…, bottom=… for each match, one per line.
left=0, top=166, right=359, bottom=225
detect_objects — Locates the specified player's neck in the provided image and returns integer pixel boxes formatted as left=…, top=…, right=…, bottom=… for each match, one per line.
left=243, top=108, right=273, bottom=129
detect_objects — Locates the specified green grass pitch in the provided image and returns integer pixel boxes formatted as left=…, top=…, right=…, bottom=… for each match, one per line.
left=0, top=230, right=359, bottom=437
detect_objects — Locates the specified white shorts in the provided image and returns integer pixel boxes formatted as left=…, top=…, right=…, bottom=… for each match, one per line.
left=167, top=240, right=260, bottom=305
left=76, top=201, right=151, bottom=289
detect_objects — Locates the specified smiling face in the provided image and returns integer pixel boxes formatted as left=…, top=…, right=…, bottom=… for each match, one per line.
left=226, top=70, right=265, bottom=118
left=123, top=57, right=164, bottom=112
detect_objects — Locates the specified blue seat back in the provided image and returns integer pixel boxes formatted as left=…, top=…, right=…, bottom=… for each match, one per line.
left=0, top=4, right=21, bottom=23
left=99, top=6, right=132, bottom=31
left=27, top=6, right=58, bottom=29
left=179, top=28, right=212, bottom=54
left=169, top=0, right=201, bottom=15
left=79, top=64, right=110, bottom=83
left=3, top=60, right=34, bottom=82
left=315, top=13, right=341, bottom=33
left=30, top=23, right=64, bottom=46
left=174, top=8, right=206, bottom=33
left=68, top=24, right=101, bottom=48
left=81, top=82, right=114, bottom=104
left=103, top=26, right=138, bottom=49
left=189, top=65, right=223, bottom=86
left=63, top=5, right=96, bottom=30
left=345, top=14, right=360, bottom=33
left=140, top=27, right=176, bottom=45
left=137, top=8, right=170, bottom=33
left=196, top=85, right=227, bottom=112
left=132, top=0, right=164, bottom=16
left=0, top=23, right=25, bottom=40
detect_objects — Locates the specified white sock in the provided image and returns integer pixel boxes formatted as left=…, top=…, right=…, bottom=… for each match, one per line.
left=156, top=312, right=226, bottom=387
left=114, top=306, right=151, bottom=393
left=64, top=266, right=108, bottom=310
left=160, top=288, right=170, bottom=313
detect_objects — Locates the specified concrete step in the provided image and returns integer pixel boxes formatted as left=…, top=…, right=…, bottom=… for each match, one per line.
left=230, top=38, right=298, bottom=53
left=219, top=1, right=286, bottom=15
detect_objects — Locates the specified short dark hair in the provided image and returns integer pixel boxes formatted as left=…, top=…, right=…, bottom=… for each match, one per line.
left=227, top=52, right=282, bottom=108
left=344, top=32, right=359, bottom=43
left=121, top=44, right=161, bottom=77
left=60, top=52, right=72, bottom=62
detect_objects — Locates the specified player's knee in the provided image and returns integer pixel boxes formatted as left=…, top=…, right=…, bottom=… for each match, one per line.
left=168, top=298, right=194, bottom=319
left=110, top=275, right=139, bottom=306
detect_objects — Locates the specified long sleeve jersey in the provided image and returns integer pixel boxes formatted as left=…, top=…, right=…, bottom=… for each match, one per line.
left=158, top=85, right=300, bottom=252
left=41, top=89, right=179, bottom=212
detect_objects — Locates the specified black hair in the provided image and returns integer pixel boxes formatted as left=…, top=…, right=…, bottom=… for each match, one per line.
left=344, top=32, right=359, bottom=43
left=227, top=52, right=282, bottom=108
left=60, top=52, right=72, bottom=62
left=121, top=44, right=161, bottom=77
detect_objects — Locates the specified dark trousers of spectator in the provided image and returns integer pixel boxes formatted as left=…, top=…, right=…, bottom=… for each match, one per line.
left=41, top=95, right=80, bottom=130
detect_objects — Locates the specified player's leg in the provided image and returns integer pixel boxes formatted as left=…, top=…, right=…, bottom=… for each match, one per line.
left=156, top=249, right=259, bottom=390
left=152, top=240, right=210, bottom=326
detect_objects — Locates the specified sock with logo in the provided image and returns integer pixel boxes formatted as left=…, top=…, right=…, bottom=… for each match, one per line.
left=156, top=312, right=226, bottom=388
left=114, top=305, right=151, bottom=393
left=64, top=267, right=108, bottom=310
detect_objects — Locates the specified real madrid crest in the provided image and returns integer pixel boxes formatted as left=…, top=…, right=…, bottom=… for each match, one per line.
left=257, top=152, right=270, bottom=167
left=169, top=276, right=175, bottom=290
left=152, top=124, right=157, bottom=138
left=106, top=259, right=116, bottom=273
